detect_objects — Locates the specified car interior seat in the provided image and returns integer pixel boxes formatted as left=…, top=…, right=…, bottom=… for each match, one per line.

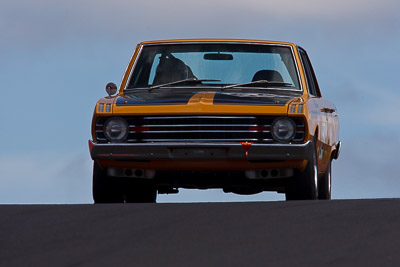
left=153, top=54, right=195, bottom=85
left=252, top=70, right=284, bottom=82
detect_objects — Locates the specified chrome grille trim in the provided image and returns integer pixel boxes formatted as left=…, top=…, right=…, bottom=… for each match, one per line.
left=140, top=130, right=268, bottom=133
left=142, top=116, right=258, bottom=120
left=95, top=116, right=305, bottom=143
left=142, top=124, right=260, bottom=127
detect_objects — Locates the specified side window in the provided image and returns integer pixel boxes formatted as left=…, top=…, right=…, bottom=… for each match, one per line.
left=299, top=49, right=320, bottom=97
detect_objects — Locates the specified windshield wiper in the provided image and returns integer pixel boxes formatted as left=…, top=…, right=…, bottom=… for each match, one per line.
left=221, top=80, right=292, bottom=90
left=148, top=78, right=221, bottom=91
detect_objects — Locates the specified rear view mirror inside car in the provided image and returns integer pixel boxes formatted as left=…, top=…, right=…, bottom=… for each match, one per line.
left=204, top=53, right=233, bottom=60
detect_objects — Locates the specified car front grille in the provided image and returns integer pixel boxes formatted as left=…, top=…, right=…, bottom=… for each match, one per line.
left=95, top=116, right=305, bottom=143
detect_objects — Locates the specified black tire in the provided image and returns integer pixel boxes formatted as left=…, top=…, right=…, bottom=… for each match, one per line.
left=92, top=162, right=157, bottom=203
left=92, top=162, right=124, bottom=203
left=285, top=139, right=318, bottom=200
left=318, top=159, right=332, bottom=200
left=125, top=181, right=157, bottom=203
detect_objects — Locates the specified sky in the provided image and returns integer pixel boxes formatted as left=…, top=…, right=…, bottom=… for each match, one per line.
left=1, top=0, right=400, bottom=203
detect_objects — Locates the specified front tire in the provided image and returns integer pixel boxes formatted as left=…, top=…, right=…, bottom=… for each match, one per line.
left=318, top=159, right=332, bottom=200
left=285, top=140, right=318, bottom=200
left=93, top=162, right=157, bottom=203
left=92, top=162, right=124, bottom=203
left=125, top=181, right=157, bottom=203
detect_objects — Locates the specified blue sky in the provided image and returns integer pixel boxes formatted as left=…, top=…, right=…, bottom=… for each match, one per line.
left=1, top=0, right=400, bottom=203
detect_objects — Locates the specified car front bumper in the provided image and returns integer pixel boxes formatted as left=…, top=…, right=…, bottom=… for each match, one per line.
left=89, top=140, right=314, bottom=162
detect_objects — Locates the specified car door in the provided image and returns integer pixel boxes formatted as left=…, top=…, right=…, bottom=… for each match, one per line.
left=298, top=47, right=333, bottom=172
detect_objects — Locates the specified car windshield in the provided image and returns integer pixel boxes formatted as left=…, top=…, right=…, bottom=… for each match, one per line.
left=127, top=43, right=301, bottom=90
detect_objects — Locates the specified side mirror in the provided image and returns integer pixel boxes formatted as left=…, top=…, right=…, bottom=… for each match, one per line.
left=106, top=82, right=118, bottom=96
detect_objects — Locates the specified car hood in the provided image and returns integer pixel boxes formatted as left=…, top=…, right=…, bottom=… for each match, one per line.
left=117, top=90, right=298, bottom=106
left=112, top=89, right=301, bottom=115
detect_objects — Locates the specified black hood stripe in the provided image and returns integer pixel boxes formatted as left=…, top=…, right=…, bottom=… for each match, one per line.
left=116, top=92, right=197, bottom=106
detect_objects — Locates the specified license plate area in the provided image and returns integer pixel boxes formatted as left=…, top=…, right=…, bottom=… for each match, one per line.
left=169, top=147, right=228, bottom=159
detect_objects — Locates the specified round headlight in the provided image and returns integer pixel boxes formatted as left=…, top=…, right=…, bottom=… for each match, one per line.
left=271, top=117, right=296, bottom=142
left=104, top=117, right=128, bottom=142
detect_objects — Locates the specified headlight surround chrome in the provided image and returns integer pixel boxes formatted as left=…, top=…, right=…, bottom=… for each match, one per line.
left=271, top=117, right=296, bottom=142
left=104, top=117, right=128, bottom=143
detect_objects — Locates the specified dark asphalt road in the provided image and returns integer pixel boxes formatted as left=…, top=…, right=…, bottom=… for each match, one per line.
left=1, top=199, right=400, bottom=266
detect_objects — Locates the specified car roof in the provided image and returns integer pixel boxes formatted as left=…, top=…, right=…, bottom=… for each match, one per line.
left=138, top=39, right=297, bottom=47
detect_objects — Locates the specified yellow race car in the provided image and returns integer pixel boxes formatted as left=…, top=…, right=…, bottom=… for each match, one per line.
left=89, top=39, right=340, bottom=203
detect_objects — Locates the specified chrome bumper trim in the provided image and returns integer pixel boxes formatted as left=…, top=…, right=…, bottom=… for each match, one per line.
left=89, top=140, right=313, bottom=161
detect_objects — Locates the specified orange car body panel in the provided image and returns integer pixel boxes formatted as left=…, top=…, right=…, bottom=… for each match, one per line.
left=91, top=39, right=339, bottom=177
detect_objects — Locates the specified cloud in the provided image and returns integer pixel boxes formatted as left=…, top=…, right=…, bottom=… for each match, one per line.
left=1, top=0, right=399, bottom=49
left=0, top=153, right=93, bottom=204
left=324, top=81, right=400, bottom=138
left=158, top=189, right=285, bottom=203
left=333, top=137, right=400, bottom=199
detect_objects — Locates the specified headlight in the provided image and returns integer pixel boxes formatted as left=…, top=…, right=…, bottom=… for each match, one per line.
left=271, top=117, right=296, bottom=142
left=104, top=117, right=128, bottom=142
